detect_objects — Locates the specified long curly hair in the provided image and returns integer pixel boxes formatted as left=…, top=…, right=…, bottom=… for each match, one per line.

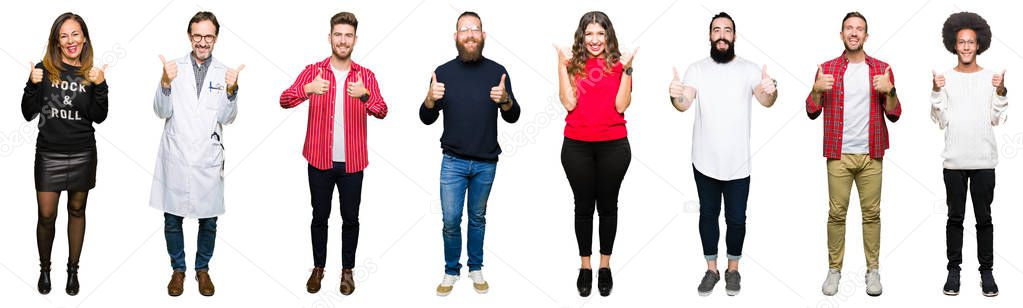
left=42, top=12, right=94, bottom=84
left=942, top=12, right=991, bottom=55
left=567, top=11, right=620, bottom=80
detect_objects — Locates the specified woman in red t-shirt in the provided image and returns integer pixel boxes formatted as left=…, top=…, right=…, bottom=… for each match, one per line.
left=555, top=10, right=636, bottom=298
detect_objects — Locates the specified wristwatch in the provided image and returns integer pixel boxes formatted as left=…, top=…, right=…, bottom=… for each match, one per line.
left=625, top=67, right=633, bottom=76
left=887, top=87, right=897, bottom=97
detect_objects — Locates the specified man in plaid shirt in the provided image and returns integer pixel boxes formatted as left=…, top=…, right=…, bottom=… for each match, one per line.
left=806, top=12, right=901, bottom=297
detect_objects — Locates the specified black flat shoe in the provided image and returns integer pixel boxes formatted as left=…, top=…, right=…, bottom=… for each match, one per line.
left=66, top=263, right=80, bottom=296
left=38, top=261, right=51, bottom=295
left=577, top=268, right=592, bottom=297
left=597, top=268, right=613, bottom=297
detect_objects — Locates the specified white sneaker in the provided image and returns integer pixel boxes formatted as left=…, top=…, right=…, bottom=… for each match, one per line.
left=822, top=269, right=841, bottom=296
left=468, top=270, right=489, bottom=294
left=436, top=274, right=459, bottom=296
left=865, top=269, right=882, bottom=296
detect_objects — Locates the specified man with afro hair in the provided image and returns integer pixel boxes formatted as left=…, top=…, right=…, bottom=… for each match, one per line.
left=932, top=11, right=1006, bottom=297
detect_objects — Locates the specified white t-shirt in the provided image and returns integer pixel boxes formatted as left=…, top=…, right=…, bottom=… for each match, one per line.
left=332, top=68, right=349, bottom=163
left=841, top=62, right=870, bottom=154
left=683, top=57, right=761, bottom=181
left=931, top=69, right=1009, bottom=169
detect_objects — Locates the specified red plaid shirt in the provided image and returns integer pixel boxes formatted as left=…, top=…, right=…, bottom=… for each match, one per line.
left=280, top=58, right=388, bottom=172
left=806, top=52, right=901, bottom=159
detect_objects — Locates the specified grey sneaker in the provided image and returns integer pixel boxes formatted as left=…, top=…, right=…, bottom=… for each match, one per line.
left=822, top=269, right=841, bottom=296
left=697, top=270, right=720, bottom=297
left=865, top=269, right=882, bottom=296
left=724, top=270, right=741, bottom=296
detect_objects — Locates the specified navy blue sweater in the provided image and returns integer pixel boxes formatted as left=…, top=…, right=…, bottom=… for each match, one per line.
left=420, top=57, right=521, bottom=161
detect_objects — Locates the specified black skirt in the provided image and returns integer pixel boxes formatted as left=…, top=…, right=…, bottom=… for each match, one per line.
left=34, top=150, right=97, bottom=192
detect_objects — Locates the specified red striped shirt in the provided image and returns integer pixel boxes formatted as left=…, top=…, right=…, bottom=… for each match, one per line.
left=805, top=52, right=900, bottom=159
left=280, top=58, right=387, bottom=172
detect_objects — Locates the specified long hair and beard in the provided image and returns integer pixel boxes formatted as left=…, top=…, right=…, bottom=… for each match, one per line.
left=456, top=36, right=484, bottom=63
left=710, top=38, right=735, bottom=63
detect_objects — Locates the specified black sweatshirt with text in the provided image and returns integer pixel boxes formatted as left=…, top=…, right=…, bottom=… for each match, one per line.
left=21, top=62, right=109, bottom=152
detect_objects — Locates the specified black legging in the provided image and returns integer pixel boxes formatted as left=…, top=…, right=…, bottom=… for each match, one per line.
left=561, top=137, right=631, bottom=257
left=36, top=191, right=88, bottom=267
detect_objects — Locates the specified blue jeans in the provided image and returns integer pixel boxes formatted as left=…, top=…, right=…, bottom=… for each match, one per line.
left=164, top=213, right=217, bottom=272
left=693, top=166, right=749, bottom=261
left=440, top=154, right=496, bottom=276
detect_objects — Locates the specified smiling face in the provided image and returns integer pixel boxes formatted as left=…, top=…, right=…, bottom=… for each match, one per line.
left=955, top=28, right=978, bottom=65
left=58, top=19, right=85, bottom=63
left=584, top=22, right=607, bottom=58
left=330, top=24, right=357, bottom=60
left=454, top=15, right=485, bottom=62
left=189, top=20, right=217, bottom=62
left=841, top=17, right=868, bottom=52
left=709, top=17, right=734, bottom=53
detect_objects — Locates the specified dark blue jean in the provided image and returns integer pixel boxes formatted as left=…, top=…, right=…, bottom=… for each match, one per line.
left=164, top=212, right=217, bottom=272
left=440, top=154, right=496, bottom=276
left=694, top=166, right=749, bottom=261
left=308, top=162, right=364, bottom=269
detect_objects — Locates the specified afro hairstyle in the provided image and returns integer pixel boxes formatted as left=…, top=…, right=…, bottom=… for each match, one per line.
left=942, top=12, right=992, bottom=55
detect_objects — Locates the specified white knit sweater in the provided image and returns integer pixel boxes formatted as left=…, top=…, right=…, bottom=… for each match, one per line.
left=930, top=69, right=1009, bottom=169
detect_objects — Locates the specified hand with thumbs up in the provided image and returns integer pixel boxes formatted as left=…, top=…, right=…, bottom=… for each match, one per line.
left=304, top=68, right=330, bottom=96
left=160, top=55, right=177, bottom=89
left=424, top=72, right=445, bottom=109
left=347, top=73, right=368, bottom=98
left=993, top=69, right=1006, bottom=94
left=873, top=67, right=894, bottom=94
left=88, top=64, right=109, bottom=84
left=226, top=64, right=245, bottom=94
left=813, top=65, right=835, bottom=94
left=29, top=62, right=44, bottom=84
left=620, top=47, right=639, bottom=69
left=491, top=74, right=508, bottom=104
left=932, top=70, right=945, bottom=92
left=756, top=64, right=777, bottom=96
left=669, top=67, right=696, bottom=109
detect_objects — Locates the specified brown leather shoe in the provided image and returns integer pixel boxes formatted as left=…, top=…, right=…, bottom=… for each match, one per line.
left=340, top=268, right=355, bottom=295
left=196, top=270, right=215, bottom=296
left=167, top=271, right=185, bottom=297
left=306, top=267, right=325, bottom=293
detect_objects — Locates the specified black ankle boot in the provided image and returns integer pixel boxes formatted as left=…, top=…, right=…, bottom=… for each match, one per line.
left=38, top=261, right=51, bottom=294
left=577, top=268, right=593, bottom=297
left=66, top=262, right=80, bottom=296
left=597, top=268, right=613, bottom=297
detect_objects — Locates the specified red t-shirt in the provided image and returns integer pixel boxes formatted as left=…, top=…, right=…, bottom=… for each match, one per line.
left=564, top=57, right=628, bottom=142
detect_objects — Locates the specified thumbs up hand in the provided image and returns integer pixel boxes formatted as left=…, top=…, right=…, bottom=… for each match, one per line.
left=160, top=55, right=177, bottom=89
left=669, top=67, right=696, bottom=104
left=932, top=70, right=945, bottom=92
left=490, top=74, right=508, bottom=104
left=226, top=64, right=245, bottom=91
left=426, top=72, right=445, bottom=104
left=992, top=69, right=1006, bottom=91
left=88, top=64, right=108, bottom=84
left=872, top=66, right=894, bottom=94
left=813, top=65, right=835, bottom=93
left=756, top=64, right=777, bottom=95
left=304, top=68, right=330, bottom=96
left=620, top=47, right=639, bottom=69
left=29, top=61, right=43, bottom=84
left=347, top=73, right=368, bottom=98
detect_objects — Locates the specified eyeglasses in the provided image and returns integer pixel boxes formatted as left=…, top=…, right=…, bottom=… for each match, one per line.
left=190, top=34, right=217, bottom=43
left=457, top=26, right=481, bottom=34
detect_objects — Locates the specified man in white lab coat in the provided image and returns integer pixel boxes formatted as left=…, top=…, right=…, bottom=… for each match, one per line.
left=149, top=11, right=244, bottom=297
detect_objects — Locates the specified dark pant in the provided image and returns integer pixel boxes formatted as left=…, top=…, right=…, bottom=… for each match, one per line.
left=309, top=162, right=364, bottom=269
left=694, top=166, right=750, bottom=260
left=943, top=168, right=995, bottom=272
left=164, top=213, right=217, bottom=272
left=561, top=137, right=631, bottom=257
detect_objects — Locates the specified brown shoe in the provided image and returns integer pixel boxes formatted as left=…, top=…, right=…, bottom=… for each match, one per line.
left=340, top=268, right=355, bottom=295
left=167, top=271, right=185, bottom=297
left=196, top=270, right=215, bottom=296
left=307, top=267, right=325, bottom=293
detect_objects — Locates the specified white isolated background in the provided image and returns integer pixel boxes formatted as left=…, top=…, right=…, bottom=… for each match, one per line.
left=0, top=0, right=1021, bottom=307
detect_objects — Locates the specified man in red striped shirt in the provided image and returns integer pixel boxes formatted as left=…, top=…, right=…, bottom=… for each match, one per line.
left=279, top=12, right=387, bottom=296
left=806, top=12, right=900, bottom=297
